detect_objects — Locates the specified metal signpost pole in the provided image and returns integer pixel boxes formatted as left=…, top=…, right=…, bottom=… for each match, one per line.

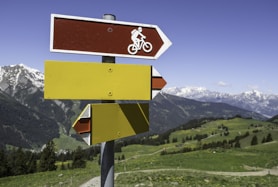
left=101, top=13, right=116, bottom=187
left=48, top=11, right=171, bottom=187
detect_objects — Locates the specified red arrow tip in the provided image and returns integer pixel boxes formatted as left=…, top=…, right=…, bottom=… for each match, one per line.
left=73, top=118, right=91, bottom=134
left=152, top=76, right=167, bottom=90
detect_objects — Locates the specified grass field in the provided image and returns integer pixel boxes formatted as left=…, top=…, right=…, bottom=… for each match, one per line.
left=0, top=161, right=100, bottom=187
left=115, top=170, right=278, bottom=187
left=116, top=141, right=278, bottom=172
left=1, top=117, right=278, bottom=186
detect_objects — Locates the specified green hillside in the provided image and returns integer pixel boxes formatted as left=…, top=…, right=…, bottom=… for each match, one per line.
left=169, top=117, right=277, bottom=149
left=1, top=117, right=278, bottom=186
left=116, top=117, right=278, bottom=170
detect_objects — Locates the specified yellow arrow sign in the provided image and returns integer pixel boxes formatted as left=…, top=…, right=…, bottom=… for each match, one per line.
left=44, top=61, right=151, bottom=100
left=72, top=103, right=149, bottom=145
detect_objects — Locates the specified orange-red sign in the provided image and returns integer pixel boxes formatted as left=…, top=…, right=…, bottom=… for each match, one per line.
left=50, top=14, right=171, bottom=59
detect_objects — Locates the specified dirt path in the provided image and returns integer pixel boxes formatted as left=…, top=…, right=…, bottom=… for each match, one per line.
left=80, top=166, right=278, bottom=187
left=80, top=176, right=100, bottom=187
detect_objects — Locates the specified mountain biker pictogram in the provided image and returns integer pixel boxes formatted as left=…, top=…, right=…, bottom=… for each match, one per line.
left=127, top=27, right=153, bottom=55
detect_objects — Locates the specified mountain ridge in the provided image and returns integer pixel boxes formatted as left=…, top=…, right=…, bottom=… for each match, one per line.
left=0, top=89, right=59, bottom=149
left=164, top=86, right=278, bottom=118
left=150, top=92, right=266, bottom=134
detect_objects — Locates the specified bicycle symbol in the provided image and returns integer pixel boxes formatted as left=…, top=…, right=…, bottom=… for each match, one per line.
left=127, top=27, right=153, bottom=55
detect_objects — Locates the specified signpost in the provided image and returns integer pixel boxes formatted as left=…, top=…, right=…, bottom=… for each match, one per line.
left=50, top=14, right=171, bottom=59
left=46, top=13, right=171, bottom=187
left=44, top=60, right=166, bottom=100
left=72, top=103, right=149, bottom=145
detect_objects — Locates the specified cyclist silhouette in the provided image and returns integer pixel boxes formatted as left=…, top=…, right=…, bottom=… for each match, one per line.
left=127, top=27, right=153, bottom=55
left=131, top=27, right=145, bottom=48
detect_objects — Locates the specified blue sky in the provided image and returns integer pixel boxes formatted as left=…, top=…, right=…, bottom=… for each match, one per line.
left=1, top=0, right=278, bottom=94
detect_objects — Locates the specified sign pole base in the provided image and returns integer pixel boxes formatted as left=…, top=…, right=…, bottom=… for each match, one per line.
left=101, top=140, right=114, bottom=187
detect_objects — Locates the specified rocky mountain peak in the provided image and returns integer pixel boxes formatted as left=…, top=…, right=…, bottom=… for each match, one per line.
left=240, top=90, right=266, bottom=100
left=0, top=64, right=44, bottom=97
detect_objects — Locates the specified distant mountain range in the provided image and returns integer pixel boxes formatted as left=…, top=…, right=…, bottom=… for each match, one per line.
left=0, top=64, right=272, bottom=149
left=150, top=93, right=265, bottom=134
left=164, top=87, right=278, bottom=118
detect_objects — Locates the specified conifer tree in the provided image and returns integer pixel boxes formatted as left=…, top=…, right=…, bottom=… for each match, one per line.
left=26, top=151, right=37, bottom=174
left=39, top=140, right=57, bottom=172
left=0, top=149, right=8, bottom=177
left=14, top=147, right=28, bottom=175
left=251, top=135, right=258, bottom=146
left=266, top=133, right=273, bottom=142
left=61, top=162, right=66, bottom=170
left=262, top=137, right=266, bottom=143
left=72, top=146, right=86, bottom=169
left=234, top=140, right=241, bottom=148
left=121, top=154, right=125, bottom=160
left=6, top=148, right=16, bottom=176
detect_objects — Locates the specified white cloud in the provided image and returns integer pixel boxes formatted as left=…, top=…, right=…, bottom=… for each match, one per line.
left=217, top=81, right=229, bottom=87
left=247, top=84, right=259, bottom=90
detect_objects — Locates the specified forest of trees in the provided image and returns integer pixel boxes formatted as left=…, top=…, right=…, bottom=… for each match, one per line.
left=0, top=140, right=100, bottom=178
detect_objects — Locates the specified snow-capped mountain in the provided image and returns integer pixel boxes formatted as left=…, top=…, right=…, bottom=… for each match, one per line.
left=0, top=64, right=59, bottom=148
left=164, top=87, right=278, bottom=118
left=0, top=64, right=44, bottom=102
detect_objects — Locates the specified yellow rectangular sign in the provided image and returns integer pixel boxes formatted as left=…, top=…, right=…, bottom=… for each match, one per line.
left=92, top=103, right=149, bottom=144
left=44, top=61, right=151, bottom=100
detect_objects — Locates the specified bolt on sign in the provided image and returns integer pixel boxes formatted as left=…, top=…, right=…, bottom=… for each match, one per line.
left=50, top=14, right=172, bottom=59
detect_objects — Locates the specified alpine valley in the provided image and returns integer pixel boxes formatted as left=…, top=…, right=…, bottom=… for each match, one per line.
left=0, top=64, right=276, bottom=150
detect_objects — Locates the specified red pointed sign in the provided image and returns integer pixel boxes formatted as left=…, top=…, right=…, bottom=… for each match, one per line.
left=151, top=67, right=167, bottom=99
left=72, top=104, right=91, bottom=145
left=50, top=14, right=171, bottom=59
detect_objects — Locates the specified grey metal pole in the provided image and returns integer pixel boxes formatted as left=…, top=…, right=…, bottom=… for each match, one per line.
left=101, top=13, right=116, bottom=187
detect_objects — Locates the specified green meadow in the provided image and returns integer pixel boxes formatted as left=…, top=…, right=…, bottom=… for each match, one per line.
left=1, top=117, right=278, bottom=186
